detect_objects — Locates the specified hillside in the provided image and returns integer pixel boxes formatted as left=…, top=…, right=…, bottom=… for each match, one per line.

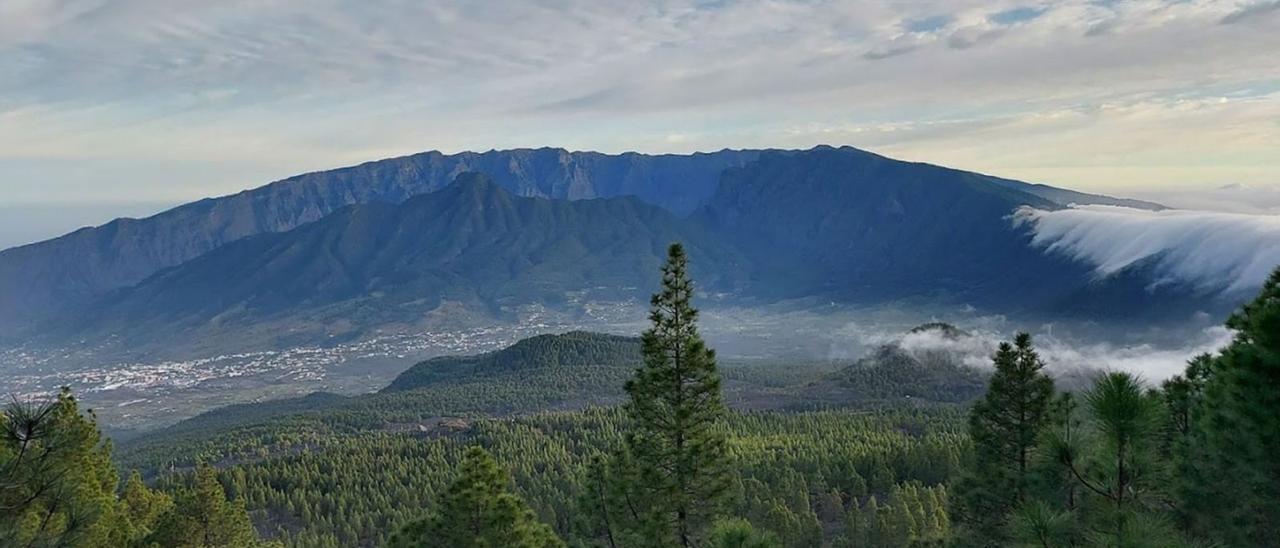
left=697, top=147, right=1095, bottom=306
left=56, top=175, right=743, bottom=351
left=123, top=326, right=982, bottom=459
left=0, top=148, right=759, bottom=335
left=113, top=326, right=974, bottom=546
left=0, top=145, right=1168, bottom=341
left=808, top=329, right=990, bottom=407
left=384, top=331, right=641, bottom=392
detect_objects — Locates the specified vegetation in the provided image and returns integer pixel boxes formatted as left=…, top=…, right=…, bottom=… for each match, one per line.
left=388, top=446, right=563, bottom=547
left=0, top=389, right=275, bottom=547
left=1175, top=267, right=1280, bottom=546
left=620, top=242, right=732, bottom=546
left=7, top=250, right=1278, bottom=546
left=821, top=343, right=989, bottom=407
left=951, top=333, right=1055, bottom=546
left=384, top=331, right=641, bottom=393
left=946, top=269, right=1280, bottom=546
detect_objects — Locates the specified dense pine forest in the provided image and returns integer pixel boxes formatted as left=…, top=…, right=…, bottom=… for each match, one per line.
left=3, top=246, right=1278, bottom=547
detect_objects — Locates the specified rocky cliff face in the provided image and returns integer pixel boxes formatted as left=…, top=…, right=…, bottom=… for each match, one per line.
left=0, top=148, right=759, bottom=335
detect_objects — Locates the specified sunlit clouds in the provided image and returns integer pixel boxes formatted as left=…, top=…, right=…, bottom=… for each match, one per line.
left=0, top=0, right=1277, bottom=209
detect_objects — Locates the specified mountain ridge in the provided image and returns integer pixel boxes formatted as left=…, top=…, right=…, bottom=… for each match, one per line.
left=53, top=173, right=743, bottom=353
left=2, top=146, right=1189, bottom=351
left=0, top=145, right=1161, bottom=339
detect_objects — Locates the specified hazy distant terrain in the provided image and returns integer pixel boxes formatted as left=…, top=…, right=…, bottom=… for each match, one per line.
left=0, top=145, right=1261, bottom=430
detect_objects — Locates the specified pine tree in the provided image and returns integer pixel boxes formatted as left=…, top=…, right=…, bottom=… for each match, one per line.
left=119, top=470, right=173, bottom=544
left=0, top=388, right=124, bottom=547
left=387, top=446, right=563, bottom=548
left=1179, top=267, right=1280, bottom=546
left=623, top=243, right=732, bottom=547
left=952, top=333, right=1055, bottom=546
left=1068, top=372, right=1163, bottom=545
left=706, top=517, right=781, bottom=548
left=148, top=463, right=276, bottom=547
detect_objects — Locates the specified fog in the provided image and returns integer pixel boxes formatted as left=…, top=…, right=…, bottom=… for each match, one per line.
left=889, top=323, right=1233, bottom=382
left=1014, top=205, right=1280, bottom=293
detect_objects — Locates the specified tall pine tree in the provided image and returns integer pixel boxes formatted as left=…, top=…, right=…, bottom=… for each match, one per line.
left=0, top=389, right=123, bottom=547
left=388, top=446, right=563, bottom=548
left=1179, top=266, right=1280, bottom=546
left=623, top=242, right=731, bottom=547
left=952, top=333, right=1054, bottom=546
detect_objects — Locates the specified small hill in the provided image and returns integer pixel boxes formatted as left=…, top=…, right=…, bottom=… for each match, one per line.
left=383, top=331, right=641, bottom=392
left=122, top=331, right=646, bottom=457
left=805, top=323, right=990, bottom=407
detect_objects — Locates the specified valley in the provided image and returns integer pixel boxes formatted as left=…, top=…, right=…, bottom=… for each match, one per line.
left=5, top=4, right=1278, bottom=545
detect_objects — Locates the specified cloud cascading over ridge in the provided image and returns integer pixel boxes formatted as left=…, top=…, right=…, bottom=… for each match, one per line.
left=1013, top=205, right=1280, bottom=293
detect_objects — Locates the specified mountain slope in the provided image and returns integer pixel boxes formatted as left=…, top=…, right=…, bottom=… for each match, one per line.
left=62, top=174, right=742, bottom=351
left=695, top=146, right=1126, bottom=308
left=0, top=145, right=1162, bottom=338
left=0, top=148, right=759, bottom=335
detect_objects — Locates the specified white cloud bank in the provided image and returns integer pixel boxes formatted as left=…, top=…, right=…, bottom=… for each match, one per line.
left=875, top=322, right=1233, bottom=382
left=1014, top=205, right=1280, bottom=293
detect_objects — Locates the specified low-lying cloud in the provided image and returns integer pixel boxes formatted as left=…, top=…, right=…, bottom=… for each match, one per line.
left=1013, top=205, right=1280, bottom=293
left=860, top=322, right=1234, bottom=382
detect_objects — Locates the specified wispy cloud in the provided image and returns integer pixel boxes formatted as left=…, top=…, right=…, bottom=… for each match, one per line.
left=0, top=0, right=1276, bottom=218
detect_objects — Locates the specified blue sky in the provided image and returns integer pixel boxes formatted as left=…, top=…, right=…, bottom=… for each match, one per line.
left=1, top=0, right=1279, bottom=247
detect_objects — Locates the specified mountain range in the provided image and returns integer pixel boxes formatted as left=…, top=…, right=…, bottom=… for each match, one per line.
left=2, top=145, right=1217, bottom=354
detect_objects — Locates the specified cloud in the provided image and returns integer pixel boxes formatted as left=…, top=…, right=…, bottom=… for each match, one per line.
left=1030, top=326, right=1233, bottom=381
left=0, top=0, right=1277, bottom=224
left=1132, top=182, right=1280, bottom=214
left=1013, top=205, right=1280, bottom=293
left=835, top=317, right=1234, bottom=381
left=1221, top=0, right=1280, bottom=24
left=864, top=39, right=921, bottom=60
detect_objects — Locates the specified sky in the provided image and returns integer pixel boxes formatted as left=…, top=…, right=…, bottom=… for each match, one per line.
left=1, top=0, right=1279, bottom=248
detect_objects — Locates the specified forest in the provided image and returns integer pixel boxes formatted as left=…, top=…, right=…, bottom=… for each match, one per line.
left=2, top=244, right=1278, bottom=547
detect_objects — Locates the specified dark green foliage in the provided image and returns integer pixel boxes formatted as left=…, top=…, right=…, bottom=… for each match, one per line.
left=952, top=333, right=1055, bottom=546
left=385, top=332, right=641, bottom=392
left=1033, top=372, right=1178, bottom=546
left=148, top=463, right=277, bottom=547
left=0, top=389, right=123, bottom=546
left=837, top=484, right=950, bottom=547
left=119, top=471, right=174, bottom=544
left=119, top=403, right=964, bottom=547
left=622, top=243, right=732, bottom=546
left=87, top=273, right=1280, bottom=547
left=157, top=392, right=351, bottom=438
left=388, top=446, right=563, bottom=548
left=706, top=518, right=781, bottom=548
left=1, top=388, right=275, bottom=547
left=1178, top=267, right=1280, bottom=546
